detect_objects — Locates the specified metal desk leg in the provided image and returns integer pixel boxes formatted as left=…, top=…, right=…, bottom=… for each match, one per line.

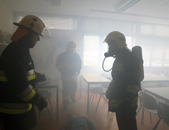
left=80, top=75, right=82, bottom=98
left=87, top=83, right=89, bottom=113
left=56, top=86, right=59, bottom=121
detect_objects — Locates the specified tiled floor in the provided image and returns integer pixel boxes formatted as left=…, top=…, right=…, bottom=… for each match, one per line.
left=37, top=88, right=169, bottom=130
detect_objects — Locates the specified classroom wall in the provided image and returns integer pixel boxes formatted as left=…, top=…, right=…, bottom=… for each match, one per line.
left=0, top=0, right=13, bottom=33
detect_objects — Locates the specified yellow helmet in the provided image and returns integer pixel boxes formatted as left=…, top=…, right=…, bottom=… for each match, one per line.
left=104, top=31, right=127, bottom=48
left=13, top=15, right=45, bottom=36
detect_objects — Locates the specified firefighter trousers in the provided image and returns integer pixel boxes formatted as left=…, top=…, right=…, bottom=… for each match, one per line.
left=62, top=79, right=77, bottom=107
left=0, top=105, right=38, bottom=130
left=116, top=107, right=137, bottom=130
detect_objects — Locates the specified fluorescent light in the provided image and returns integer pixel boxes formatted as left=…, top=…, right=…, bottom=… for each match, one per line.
left=115, top=0, right=142, bottom=13
left=50, top=0, right=61, bottom=6
left=115, top=0, right=131, bottom=10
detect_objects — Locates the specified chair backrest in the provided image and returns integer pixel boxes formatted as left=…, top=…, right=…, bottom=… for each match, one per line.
left=138, top=91, right=142, bottom=102
left=140, top=91, right=158, bottom=110
left=159, top=102, right=169, bottom=126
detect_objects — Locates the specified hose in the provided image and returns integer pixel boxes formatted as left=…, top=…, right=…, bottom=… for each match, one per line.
left=102, top=57, right=113, bottom=72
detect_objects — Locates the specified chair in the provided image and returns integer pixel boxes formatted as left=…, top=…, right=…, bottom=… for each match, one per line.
left=36, top=75, right=52, bottom=119
left=136, top=91, right=143, bottom=115
left=88, top=86, right=107, bottom=113
left=94, top=90, right=107, bottom=113
left=38, top=90, right=53, bottom=119
left=140, top=91, right=161, bottom=130
left=156, top=102, right=169, bottom=128
left=38, top=90, right=53, bottom=109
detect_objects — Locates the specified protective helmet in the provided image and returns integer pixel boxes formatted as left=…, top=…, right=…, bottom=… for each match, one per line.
left=104, top=31, right=127, bottom=48
left=13, top=15, right=45, bottom=36
left=67, top=41, right=76, bottom=49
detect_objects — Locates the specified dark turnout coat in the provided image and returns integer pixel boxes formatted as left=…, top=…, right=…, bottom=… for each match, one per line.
left=106, top=48, right=140, bottom=112
left=56, top=51, right=81, bottom=81
left=0, top=40, right=46, bottom=114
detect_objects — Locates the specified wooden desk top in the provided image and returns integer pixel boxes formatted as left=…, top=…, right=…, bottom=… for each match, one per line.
left=37, top=76, right=59, bottom=88
left=144, top=87, right=169, bottom=102
left=82, top=74, right=110, bottom=84
left=143, top=73, right=169, bottom=82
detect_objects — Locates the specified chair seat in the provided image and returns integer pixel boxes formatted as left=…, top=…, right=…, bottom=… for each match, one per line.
left=159, top=102, right=169, bottom=127
left=145, top=108, right=158, bottom=115
left=88, top=86, right=107, bottom=113
left=90, top=87, right=106, bottom=94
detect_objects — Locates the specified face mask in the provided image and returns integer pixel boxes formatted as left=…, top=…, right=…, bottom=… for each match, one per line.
left=104, top=42, right=118, bottom=57
left=104, top=51, right=115, bottom=57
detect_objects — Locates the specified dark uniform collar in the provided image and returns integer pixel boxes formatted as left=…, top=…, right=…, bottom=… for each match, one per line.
left=116, top=47, right=130, bottom=59
left=12, top=38, right=30, bottom=51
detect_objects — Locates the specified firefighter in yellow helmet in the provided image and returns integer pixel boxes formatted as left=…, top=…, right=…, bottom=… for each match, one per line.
left=56, top=41, right=82, bottom=110
left=0, top=15, right=48, bottom=130
left=104, top=31, right=140, bottom=130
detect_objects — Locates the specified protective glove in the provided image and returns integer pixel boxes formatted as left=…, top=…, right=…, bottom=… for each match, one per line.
left=36, top=97, right=48, bottom=111
left=35, top=72, right=46, bottom=82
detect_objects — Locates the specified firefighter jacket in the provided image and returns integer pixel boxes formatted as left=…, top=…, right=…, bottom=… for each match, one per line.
left=107, top=48, right=140, bottom=112
left=0, top=40, right=47, bottom=114
left=56, top=51, right=81, bottom=81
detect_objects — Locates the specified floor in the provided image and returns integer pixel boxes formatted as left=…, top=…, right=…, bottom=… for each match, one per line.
left=36, top=87, right=169, bottom=130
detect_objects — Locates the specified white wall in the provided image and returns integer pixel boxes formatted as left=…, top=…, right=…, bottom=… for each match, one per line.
left=0, top=0, right=13, bottom=32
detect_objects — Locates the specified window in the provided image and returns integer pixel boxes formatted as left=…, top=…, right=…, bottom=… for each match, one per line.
left=140, top=38, right=153, bottom=66
left=17, top=15, right=77, bottom=30
left=151, top=39, right=166, bottom=66
left=154, top=25, right=169, bottom=37
left=164, top=43, right=169, bottom=66
left=140, top=24, right=154, bottom=35
left=83, top=35, right=133, bottom=67
left=40, top=17, right=77, bottom=30
left=83, top=36, right=100, bottom=66
left=139, top=23, right=169, bottom=67
left=126, top=36, right=132, bottom=49
left=139, top=37, right=169, bottom=67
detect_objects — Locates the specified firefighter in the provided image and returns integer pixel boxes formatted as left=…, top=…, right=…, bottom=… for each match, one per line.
left=104, top=31, right=141, bottom=130
left=0, top=15, right=48, bottom=130
left=56, top=41, right=81, bottom=110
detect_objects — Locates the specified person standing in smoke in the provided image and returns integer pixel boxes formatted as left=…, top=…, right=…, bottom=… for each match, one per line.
left=0, top=15, right=48, bottom=130
left=56, top=41, right=82, bottom=110
left=104, top=31, right=141, bottom=130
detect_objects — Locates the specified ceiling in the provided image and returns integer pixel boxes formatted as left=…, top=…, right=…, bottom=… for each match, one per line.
left=2, top=0, right=169, bottom=23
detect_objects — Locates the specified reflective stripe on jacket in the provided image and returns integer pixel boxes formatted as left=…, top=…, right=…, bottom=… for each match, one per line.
left=17, top=85, right=36, bottom=102
left=0, top=102, right=32, bottom=114
left=0, top=70, right=36, bottom=82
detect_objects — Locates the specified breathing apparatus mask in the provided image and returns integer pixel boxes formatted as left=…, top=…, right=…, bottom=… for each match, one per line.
left=102, top=50, right=116, bottom=72
left=102, top=42, right=118, bottom=72
left=102, top=31, right=127, bottom=72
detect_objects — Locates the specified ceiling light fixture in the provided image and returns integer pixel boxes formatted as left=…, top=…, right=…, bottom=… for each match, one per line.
left=115, top=0, right=142, bottom=13
left=50, top=0, right=61, bottom=6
